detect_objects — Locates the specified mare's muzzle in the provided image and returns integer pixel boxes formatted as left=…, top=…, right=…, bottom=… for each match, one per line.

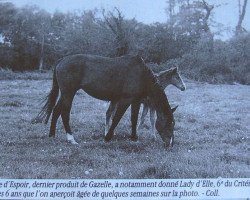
left=164, top=135, right=174, bottom=148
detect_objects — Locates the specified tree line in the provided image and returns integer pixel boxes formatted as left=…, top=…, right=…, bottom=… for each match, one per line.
left=0, top=0, right=249, bottom=84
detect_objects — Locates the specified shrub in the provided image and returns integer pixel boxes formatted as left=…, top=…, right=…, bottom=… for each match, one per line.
left=166, top=33, right=250, bottom=85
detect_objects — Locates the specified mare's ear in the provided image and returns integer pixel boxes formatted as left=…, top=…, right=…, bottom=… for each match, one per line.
left=171, top=105, right=178, bottom=113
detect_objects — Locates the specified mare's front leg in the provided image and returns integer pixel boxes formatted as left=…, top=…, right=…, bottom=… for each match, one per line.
left=105, top=101, right=130, bottom=142
left=149, top=107, right=156, bottom=140
left=105, top=101, right=117, bottom=136
left=131, top=102, right=140, bottom=141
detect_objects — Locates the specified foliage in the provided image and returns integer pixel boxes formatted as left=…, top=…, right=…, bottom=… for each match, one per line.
left=170, top=33, right=250, bottom=84
left=0, top=2, right=249, bottom=84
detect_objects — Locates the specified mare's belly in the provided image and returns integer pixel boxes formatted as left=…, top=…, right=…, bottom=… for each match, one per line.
left=82, top=85, right=121, bottom=101
left=82, top=84, right=141, bottom=102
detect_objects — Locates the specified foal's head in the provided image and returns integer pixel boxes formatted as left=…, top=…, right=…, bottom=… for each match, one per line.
left=171, top=67, right=186, bottom=91
left=158, top=67, right=186, bottom=91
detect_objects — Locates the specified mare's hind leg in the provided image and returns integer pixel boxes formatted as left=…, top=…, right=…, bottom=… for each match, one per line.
left=49, top=98, right=63, bottom=137
left=131, top=102, right=140, bottom=141
left=105, top=101, right=130, bottom=142
left=149, top=107, right=156, bottom=140
left=105, top=101, right=117, bottom=136
left=137, top=104, right=149, bottom=130
left=61, top=92, right=78, bottom=144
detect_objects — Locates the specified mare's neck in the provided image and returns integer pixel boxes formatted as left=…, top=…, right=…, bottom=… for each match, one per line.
left=148, top=83, right=173, bottom=121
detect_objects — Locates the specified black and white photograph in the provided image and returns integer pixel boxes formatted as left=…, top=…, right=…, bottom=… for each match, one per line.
left=0, top=0, right=249, bottom=195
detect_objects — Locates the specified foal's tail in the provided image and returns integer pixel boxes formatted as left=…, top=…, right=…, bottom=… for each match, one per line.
left=32, top=68, right=59, bottom=124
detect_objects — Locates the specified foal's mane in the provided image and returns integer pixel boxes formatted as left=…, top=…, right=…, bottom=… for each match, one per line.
left=157, top=67, right=176, bottom=77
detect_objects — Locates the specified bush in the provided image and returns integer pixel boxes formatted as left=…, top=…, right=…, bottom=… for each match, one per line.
left=167, top=33, right=250, bottom=85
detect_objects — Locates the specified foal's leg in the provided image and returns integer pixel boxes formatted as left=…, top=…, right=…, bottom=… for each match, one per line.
left=105, top=102, right=130, bottom=142
left=149, top=107, right=156, bottom=140
left=137, top=104, right=149, bottom=130
left=49, top=98, right=63, bottom=137
left=131, top=102, right=140, bottom=141
left=61, top=92, right=78, bottom=144
left=105, top=101, right=117, bottom=136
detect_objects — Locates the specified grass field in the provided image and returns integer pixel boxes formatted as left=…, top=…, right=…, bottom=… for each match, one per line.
left=0, top=71, right=249, bottom=179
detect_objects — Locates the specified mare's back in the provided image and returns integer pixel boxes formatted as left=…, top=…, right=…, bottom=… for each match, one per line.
left=56, top=54, right=149, bottom=100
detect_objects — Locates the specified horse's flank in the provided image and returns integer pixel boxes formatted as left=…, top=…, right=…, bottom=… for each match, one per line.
left=56, top=54, right=148, bottom=101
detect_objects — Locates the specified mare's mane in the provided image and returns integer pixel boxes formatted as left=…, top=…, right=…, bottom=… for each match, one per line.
left=142, top=62, right=173, bottom=122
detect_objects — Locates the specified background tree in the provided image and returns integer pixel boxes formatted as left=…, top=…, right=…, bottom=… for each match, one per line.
left=133, top=23, right=179, bottom=64
left=102, top=8, right=137, bottom=57
left=235, top=0, right=248, bottom=36
left=166, top=0, right=176, bottom=28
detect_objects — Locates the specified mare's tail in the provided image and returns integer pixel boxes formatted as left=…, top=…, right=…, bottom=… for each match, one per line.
left=32, top=68, right=59, bottom=124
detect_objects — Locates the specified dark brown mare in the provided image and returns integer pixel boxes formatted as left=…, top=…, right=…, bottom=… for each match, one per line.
left=34, top=54, right=175, bottom=147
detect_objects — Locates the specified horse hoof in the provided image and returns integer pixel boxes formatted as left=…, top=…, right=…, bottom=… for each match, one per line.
left=49, top=133, right=55, bottom=138
left=66, top=133, right=78, bottom=145
left=104, top=136, right=112, bottom=142
left=104, top=132, right=113, bottom=142
left=130, top=135, right=138, bottom=142
left=68, top=140, right=79, bottom=145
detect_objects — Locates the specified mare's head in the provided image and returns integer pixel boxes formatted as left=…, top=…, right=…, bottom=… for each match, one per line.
left=155, top=106, right=177, bottom=148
